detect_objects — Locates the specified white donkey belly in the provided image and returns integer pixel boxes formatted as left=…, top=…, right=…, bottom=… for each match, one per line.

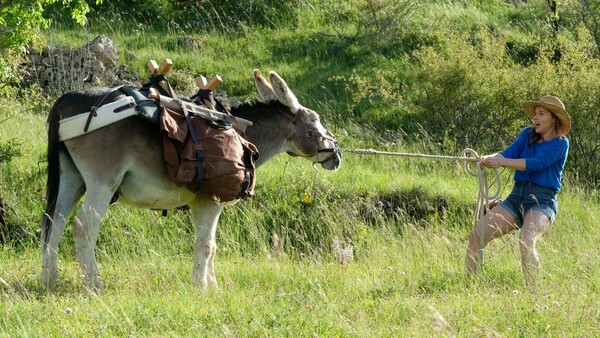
left=117, top=169, right=197, bottom=209
left=64, top=118, right=198, bottom=210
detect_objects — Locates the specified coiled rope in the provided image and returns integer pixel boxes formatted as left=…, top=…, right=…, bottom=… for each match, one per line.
left=342, top=148, right=502, bottom=246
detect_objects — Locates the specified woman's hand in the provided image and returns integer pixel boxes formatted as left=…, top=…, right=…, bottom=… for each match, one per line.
left=480, top=154, right=504, bottom=169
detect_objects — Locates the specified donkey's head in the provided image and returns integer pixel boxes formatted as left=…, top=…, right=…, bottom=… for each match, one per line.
left=253, top=69, right=342, bottom=171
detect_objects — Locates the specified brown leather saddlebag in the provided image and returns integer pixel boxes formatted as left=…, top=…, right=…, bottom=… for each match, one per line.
left=160, top=107, right=259, bottom=202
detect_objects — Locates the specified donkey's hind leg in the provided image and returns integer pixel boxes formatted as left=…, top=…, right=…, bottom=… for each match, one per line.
left=42, top=153, right=85, bottom=287
left=72, top=184, right=116, bottom=288
left=190, top=198, right=224, bottom=289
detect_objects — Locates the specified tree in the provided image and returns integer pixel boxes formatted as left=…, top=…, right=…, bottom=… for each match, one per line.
left=0, top=0, right=101, bottom=52
left=577, top=0, right=600, bottom=55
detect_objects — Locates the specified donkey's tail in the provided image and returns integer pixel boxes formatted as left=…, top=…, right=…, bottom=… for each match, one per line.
left=42, top=95, right=66, bottom=247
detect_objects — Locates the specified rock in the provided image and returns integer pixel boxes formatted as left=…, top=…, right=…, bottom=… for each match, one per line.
left=84, top=35, right=119, bottom=68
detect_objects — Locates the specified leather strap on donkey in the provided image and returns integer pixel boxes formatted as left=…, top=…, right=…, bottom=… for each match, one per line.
left=181, top=102, right=205, bottom=191
left=158, top=71, right=258, bottom=202
left=82, top=85, right=160, bottom=134
left=84, top=85, right=124, bottom=132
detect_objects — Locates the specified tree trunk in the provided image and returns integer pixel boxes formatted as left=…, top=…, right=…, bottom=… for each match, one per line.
left=547, top=0, right=562, bottom=62
left=0, top=195, right=5, bottom=245
left=0, top=196, right=5, bottom=226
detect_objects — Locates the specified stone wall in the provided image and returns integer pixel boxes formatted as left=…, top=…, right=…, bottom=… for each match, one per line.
left=25, top=35, right=139, bottom=93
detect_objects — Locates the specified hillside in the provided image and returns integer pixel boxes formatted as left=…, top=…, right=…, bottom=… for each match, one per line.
left=23, top=0, right=600, bottom=187
left=1, top=1, right=600, bottom=336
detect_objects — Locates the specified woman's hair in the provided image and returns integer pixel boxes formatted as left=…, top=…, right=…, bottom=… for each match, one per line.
left=528, top=112, right=563, bottom=144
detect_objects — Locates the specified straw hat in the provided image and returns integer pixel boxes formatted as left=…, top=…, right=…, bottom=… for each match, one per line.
left=523, top=95, right=571, bottom=136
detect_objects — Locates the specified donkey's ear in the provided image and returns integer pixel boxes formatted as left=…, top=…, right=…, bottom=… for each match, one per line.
left=269, top=71, right=301, bottom=113
left=253, top=69, right=277, bottom=102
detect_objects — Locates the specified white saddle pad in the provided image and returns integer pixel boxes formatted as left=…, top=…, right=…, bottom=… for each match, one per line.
left=57, top=96, right=138, bottom=141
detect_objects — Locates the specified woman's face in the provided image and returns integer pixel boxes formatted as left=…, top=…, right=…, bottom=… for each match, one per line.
left=533, top=106, right=557, bottom=138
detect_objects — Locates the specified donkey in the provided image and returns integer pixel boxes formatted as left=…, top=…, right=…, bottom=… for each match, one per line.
left=41, top=69, right=342, bottom=289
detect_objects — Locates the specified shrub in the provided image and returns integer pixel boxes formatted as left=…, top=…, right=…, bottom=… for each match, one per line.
left=329, top=68, right=407, bottom=130
left=411, top=30, right=525, bottom=153
left=0, top=137, right=23, bottom=245
left=411, top=27, right=600, bottom=186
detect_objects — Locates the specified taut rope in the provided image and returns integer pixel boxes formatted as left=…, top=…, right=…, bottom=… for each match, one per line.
left=342, top=148, right=502, bottom=247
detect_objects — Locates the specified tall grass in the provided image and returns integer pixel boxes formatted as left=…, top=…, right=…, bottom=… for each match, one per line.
left=2, top=109, right=599, bottom=336
left=1, top=0, right=600, bottom=335
left=2, top=203, right=599, bottom=336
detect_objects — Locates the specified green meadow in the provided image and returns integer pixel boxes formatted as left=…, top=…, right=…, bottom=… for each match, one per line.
left=1, top=1, right=600, bottom=336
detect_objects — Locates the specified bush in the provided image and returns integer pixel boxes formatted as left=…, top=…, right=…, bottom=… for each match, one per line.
left=332, top=26, right=600, bottom=187
left=541, top=29, right=600, bottom=186
left=0, top=138, right=23, bottom=245
left=411, top=28, right=600, bottom=186
left=411, top=30, right=525, bottom=153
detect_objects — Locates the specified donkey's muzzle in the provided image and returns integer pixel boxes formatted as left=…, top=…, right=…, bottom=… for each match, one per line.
left=320, top=147, right=342, bottom=171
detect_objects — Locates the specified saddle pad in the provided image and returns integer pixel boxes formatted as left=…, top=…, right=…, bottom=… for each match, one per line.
left=58, top=96, right=138, bottom=141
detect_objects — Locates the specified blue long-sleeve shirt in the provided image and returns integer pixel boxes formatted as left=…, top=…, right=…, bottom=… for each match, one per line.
left=500, top=127, right=569, bottom=191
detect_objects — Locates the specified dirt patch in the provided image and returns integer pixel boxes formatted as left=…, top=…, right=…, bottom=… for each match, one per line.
left=363, top=187, right=449, bottom=222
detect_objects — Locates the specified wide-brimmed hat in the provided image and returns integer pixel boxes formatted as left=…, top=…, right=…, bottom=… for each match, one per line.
left=523, top=95, right=571, bottom=136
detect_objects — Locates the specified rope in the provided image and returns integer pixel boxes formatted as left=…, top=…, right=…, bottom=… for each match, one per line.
left=342, top=148, right=480, bottom=162
left=342, top=147, right=502, bottom=247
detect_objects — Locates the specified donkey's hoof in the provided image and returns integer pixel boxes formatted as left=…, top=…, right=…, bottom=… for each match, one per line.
left=81, top=274, right=104, bottom=290
left=41, top=268, right=58, bottom=288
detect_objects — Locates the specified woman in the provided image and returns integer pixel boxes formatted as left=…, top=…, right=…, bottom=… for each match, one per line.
left=466, top=95, right=570, bottom=288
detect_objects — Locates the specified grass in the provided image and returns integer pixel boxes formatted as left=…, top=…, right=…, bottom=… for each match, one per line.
left=2, top=1, right=600, bottom=335
left=2, top=222, right=599, bottom=336
left=2, top=108, right=600, bottom=336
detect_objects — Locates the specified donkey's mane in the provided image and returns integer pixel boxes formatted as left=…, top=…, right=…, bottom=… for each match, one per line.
left=230, top=98, right=291, bottom=122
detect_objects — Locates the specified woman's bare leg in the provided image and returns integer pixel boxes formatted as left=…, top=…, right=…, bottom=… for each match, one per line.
left=520, top=210, right=551, bottom=288
left=466, top=205, right=518, bottom=279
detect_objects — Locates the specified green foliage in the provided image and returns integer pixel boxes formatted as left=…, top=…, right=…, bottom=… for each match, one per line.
left=0, top=0, right=101, bottom=52
left=572, top=0, right=600, bottom=55
left=0, top=57, right=19, bottom=87
left=0, top=0, right=103, bottom=113
left=323, top=0, right=419, bottom=44
left=0, top=116, right=23, bottom=243
left=411, top=30, right=527, bottom=152
left=0, top=139, right=22, bottom=165
left=0, top=0, right=596, bottom=248
left=0, top=1, right=48, bottom=51
left=541, top=29, right=600, bottom=186
left=329, top=68, right=407, bottom=129
left=1, top=191, right=599, bottom=336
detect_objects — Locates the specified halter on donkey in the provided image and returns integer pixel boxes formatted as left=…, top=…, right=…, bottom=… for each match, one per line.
left=41, top=69, right=342, bottom=289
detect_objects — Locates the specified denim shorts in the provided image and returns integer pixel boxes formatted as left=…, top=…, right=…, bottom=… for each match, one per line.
left=498, top=181, right=558, bottom=228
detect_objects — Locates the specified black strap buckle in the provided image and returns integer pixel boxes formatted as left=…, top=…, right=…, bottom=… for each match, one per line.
left=113, top=100, right=137, bottom=113
left=83, top=107, right=98, bottom=132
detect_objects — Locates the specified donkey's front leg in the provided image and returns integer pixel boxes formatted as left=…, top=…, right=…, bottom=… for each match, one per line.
left=190, top=198, right=224, bottom=289
left=72, top=186, right=113, bottom=288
